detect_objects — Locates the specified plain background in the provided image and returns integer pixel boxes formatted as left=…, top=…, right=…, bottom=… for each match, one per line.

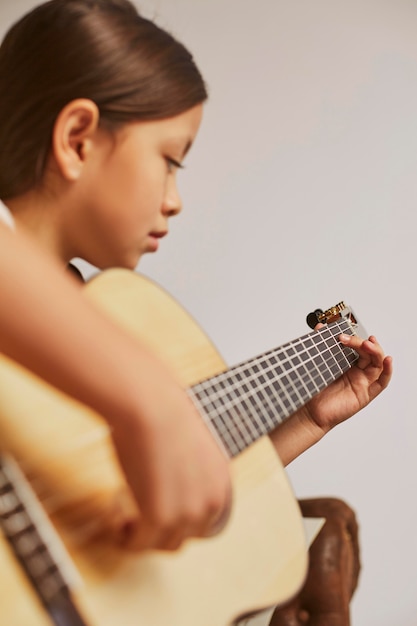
left=1, top=1, right=416, bottom=624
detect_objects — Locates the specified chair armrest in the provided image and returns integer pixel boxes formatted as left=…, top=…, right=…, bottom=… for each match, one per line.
left=269, top=497, right=361, bottom=626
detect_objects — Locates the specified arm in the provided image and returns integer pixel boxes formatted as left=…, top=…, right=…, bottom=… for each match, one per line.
left=0, top=223, right=231, bottom=550
left=270, top=332, right=393, bottom=466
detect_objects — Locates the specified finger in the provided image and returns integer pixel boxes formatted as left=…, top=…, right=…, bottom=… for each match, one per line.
left=359, top=338, right=385, bottom=368
left=202, top=488, right=233, bottom=538
left=150, top=524, right=191, bottom=551
left=365, top=336, right=391, bottom=370
left=121, top=517, right=162, bottom=551
left=123, top=492, right=232, bottom=551
left=367, top=355, right=393, bottom=401
left=128, top=516, right=190, bottom=552
left=377, top=355, right=393, bottom=390
left=339, top=333, right=373, bottom=369
left=339, top=334, right=385, bottom=370
left=131, top=512, right=220, bottom=552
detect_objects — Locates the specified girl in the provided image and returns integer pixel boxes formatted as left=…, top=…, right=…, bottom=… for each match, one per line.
left=0, top=0, right=392, bottom=554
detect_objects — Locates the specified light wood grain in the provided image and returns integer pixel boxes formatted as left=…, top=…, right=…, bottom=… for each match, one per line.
left=0, top=269, right=307, bottom=625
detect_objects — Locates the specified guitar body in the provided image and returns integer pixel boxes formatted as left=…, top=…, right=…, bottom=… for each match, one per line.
left=0, top=269, right=307, bottom=626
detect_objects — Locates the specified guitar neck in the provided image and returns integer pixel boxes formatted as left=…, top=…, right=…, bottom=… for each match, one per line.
left=190, top=318, right=358, bottom=457
left=0, top=456, right=87, bottom=626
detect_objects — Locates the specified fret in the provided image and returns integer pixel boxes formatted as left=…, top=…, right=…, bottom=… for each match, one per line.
left=219, top=378, right=259, bottom=443
left=0, top=456, right=88, bottom=626
left=191, top=318, right=359, bottom=457
left=192, top=385, right=252, bottom=456
left=14, top=531, right=41, bottom=558
left=0, top=460, right=66, bottom=602
left=240, top=362, right=286, bottom=432
left=221, top=386, right=257, bottom=444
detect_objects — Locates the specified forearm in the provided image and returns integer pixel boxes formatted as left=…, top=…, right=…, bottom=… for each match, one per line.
left=269, top=409, right=327, bottom=466
left=0, top=224, right=160, bottom=428
left=0, top=224, right=233, bottom=550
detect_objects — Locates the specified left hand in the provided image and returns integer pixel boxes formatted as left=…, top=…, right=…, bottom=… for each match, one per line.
left=299, top=331, right=393, bottom=434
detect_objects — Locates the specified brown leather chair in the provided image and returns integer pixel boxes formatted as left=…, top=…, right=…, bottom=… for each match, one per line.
left=269, top=497, right=361, bottom=626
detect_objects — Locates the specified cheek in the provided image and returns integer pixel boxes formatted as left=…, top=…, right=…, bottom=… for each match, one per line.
left=99, top=146, right=167, bottom=223
left=128, top=167, right=167, bottom=215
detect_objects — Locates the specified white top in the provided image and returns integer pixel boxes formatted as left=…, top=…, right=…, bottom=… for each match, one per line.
left=0, top=200, right=15, bottom=230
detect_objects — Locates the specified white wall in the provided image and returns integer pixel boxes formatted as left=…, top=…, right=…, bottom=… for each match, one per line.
left=2, top=1, right=416, bottom=625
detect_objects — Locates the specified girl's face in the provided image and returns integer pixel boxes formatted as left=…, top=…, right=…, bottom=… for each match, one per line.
left=64, top=104, right=203, bottom=270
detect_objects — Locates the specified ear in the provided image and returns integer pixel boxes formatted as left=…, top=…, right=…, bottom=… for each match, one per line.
left=52, top=99, right=100, bottom=181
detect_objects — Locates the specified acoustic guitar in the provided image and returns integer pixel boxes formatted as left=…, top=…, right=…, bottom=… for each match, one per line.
left=0, top=269, right=362, bottom=626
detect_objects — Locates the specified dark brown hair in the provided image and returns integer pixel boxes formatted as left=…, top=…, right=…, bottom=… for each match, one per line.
left=0, top=0, right=208, bottom=199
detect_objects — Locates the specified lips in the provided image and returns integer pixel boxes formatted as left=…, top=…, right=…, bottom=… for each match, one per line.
left=146, top=230, right=168, bottom=253
left=149, top=230, right=168, bottom=239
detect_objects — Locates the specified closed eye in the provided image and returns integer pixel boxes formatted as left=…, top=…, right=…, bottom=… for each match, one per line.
left=166, top=157, right=185, bottom=172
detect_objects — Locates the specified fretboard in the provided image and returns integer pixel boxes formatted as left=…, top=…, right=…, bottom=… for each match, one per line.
left=0, top=455, right=88, bottom=626
left=190, top=319, right=358, bottom=457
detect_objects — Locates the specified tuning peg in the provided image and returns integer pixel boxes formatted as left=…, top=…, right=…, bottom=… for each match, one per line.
left=306, top=309, right=323, bottom=329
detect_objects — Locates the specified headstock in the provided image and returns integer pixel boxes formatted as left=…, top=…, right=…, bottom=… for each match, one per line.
left=306, top=301, right=367, bottom=339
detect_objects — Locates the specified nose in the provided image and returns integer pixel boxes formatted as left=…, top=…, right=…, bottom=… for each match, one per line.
left=162, top=177, right=182, bottom=218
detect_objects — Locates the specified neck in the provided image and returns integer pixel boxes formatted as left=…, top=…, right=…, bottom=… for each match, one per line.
left=6, top=192, right=71, bottom=267
left=189, top=317, right=358, bottom=458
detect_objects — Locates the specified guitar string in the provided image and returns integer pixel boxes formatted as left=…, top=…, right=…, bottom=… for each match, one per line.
left=189, top=320, right=357, bottom=456
left=8, top=321, right=357, bottom=521
left=192, top=336, right=351, bottom=455
left=191, top=327, right=351, bottom=426
left=189, top=323, right=351, bottom=456
left=196, top=320, right=355, bottom=412
left=193, top=319, right=353, bottom=401
left=0, top=456, right=82, bottom=596
left=209, top=338, right=356, bottom=457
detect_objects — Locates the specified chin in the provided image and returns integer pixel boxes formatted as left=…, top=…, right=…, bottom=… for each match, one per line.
left=91, top=251, right=143, bottom=272
left=120, top=256, right=143, bottom=271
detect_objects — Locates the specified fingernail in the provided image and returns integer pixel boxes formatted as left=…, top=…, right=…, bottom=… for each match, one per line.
left=339, top=333, right=350, bottom=342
